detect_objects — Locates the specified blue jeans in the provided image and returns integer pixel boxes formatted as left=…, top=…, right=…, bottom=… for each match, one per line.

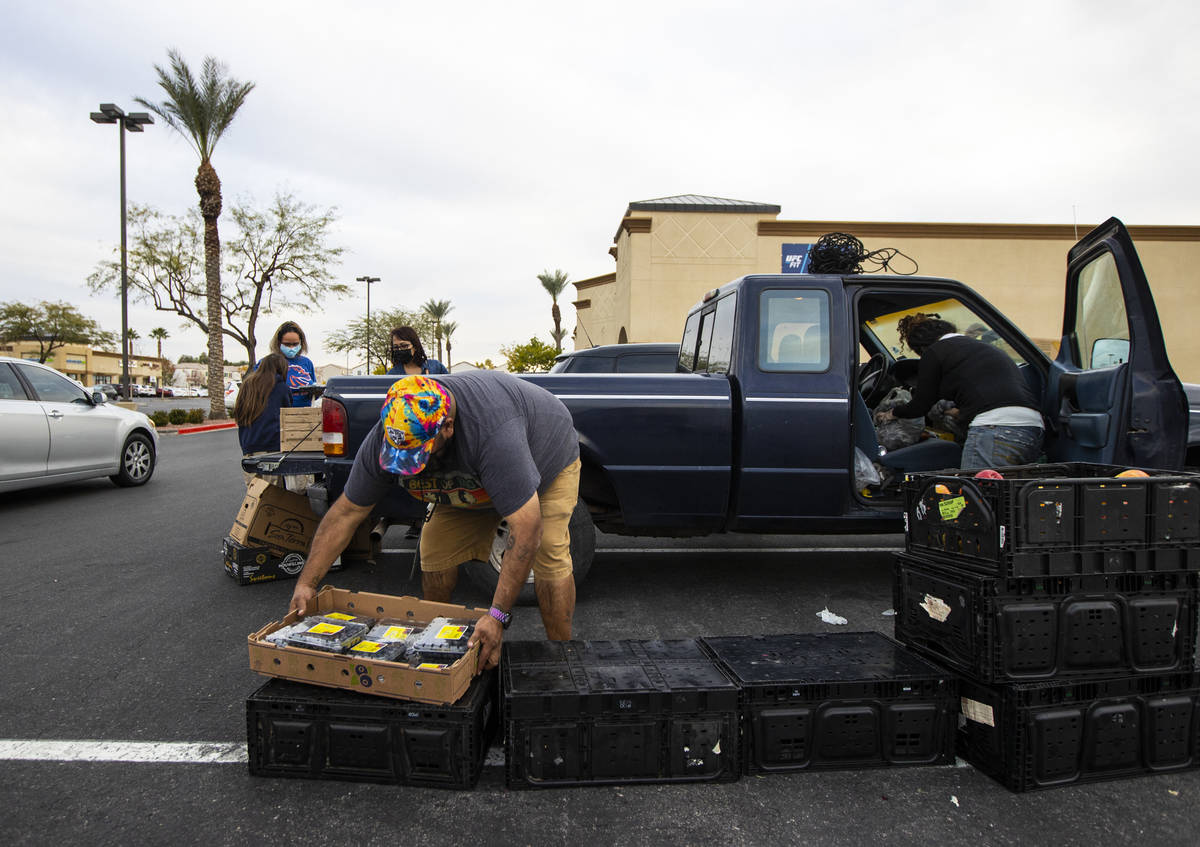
left=960, top=425, right=1043, bottom=469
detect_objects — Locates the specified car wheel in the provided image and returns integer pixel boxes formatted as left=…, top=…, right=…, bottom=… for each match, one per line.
left=111, top=432, right=156, bottom=487
left=462, top=498, right=595, bottom=606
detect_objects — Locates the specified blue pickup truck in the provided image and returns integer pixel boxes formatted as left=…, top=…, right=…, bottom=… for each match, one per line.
left=247, top=218, right=1191, bottom=594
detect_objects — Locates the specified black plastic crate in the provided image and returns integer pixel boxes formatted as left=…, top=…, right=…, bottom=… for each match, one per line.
left=893, top=553, right=1199, bottom=683
left=903, top=463, right=1200, bottom=578
left=958, top=673, right=1200, bottom=792
left=700, top=632, right=957, bottom=774
left=246, top=671, right=497, bottom=789
left=503, top=639, right=740, bottom=788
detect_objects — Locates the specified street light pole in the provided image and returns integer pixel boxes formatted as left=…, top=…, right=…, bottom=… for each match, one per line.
left=91, top=103, right=151, bottom=400
left=355, top=275, right=380, bottom=372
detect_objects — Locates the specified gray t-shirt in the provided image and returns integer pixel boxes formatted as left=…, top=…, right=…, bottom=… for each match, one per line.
left=344, top=371, right=579, bottom=516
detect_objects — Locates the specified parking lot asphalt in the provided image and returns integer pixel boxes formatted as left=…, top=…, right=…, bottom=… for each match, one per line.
left=0, top=429, right=1196, bottom=846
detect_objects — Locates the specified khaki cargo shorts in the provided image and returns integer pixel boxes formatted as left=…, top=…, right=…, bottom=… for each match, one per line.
left=418, top=458, right=580, bottom=581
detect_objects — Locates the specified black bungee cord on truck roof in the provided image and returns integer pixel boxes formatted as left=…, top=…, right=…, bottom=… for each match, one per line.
left=808, top=232, right=919, bottom=275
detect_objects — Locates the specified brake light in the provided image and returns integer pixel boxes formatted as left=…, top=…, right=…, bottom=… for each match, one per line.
left=322, top=400, right=347, bottom=456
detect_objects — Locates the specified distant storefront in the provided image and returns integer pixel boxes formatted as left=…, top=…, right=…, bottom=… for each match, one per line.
left=0, top=341, right=166, bottom=386
left=572, top=195, right=1200, bottom=380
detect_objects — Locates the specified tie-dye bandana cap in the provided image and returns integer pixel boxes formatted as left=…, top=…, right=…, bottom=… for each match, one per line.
left=379, top=376, right=451, bottom=475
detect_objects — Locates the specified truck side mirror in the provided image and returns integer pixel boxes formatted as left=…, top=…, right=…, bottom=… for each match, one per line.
left=1091, top=338, right=1129, bottom=367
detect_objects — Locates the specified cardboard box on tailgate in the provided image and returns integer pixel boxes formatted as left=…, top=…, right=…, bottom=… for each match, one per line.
left=224, top=477, right=320, bottom=584
left=280, top=406, right=323, bottom=452
left=248, top=586, right=486, bottom=705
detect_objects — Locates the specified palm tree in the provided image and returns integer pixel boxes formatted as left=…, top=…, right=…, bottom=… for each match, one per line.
left=421, top=299, right=453, bottom=362
left=150, top=327, right=169, bottom=386
left=137, top=50, right=255, bottom=419
left=537, top=269, right=570, bottom=353
left=441, top=320, right=457, bottom=371
left=126, top=327, right=140, bottom=357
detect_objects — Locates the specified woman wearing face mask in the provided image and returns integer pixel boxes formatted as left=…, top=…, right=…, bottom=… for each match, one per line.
left=269, top=320, right=317, bottom=407
left=386, top=326, right=448, bottom=376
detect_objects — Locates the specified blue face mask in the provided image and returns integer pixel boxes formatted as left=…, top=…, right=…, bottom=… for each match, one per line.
left=281, top=344, right=301, bottom=359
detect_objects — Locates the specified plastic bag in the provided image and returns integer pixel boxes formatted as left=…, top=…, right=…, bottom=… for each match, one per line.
left=874, top=387, right=924, bottom=450
left=854, top=447, right=881, bottom=489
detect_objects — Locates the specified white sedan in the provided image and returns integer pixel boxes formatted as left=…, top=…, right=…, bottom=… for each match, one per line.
left=0, top=356, right=159, bottom=493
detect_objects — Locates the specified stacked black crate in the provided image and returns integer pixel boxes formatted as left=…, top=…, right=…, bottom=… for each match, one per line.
left=246, top=672, right=499, bottom=789
left=896, top=462, right=1200, bottom=791
left=701, top=631, right=958, bottom=775
left=503, top=639, right=740, bottom=788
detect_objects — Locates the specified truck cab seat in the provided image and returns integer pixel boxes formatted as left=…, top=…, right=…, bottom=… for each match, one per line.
left=852, top=390, right=962, bottom=473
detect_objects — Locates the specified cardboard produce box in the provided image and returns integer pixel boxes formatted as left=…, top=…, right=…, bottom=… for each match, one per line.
left=280, top=406, right=323, bottom=452
left=248, top=586, right=486, bottom=705
left=231, top=477, right=320, bottom=556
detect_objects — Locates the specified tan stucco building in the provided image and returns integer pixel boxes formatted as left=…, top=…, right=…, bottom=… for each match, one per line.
left=572, top=195, right=1200, bottom=380
left=0, top=340, right=166, bottom=386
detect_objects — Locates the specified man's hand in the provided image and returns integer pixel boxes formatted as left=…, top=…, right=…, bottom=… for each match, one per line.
left=469, top=613, right=504, bottom=670
left=289, top=583, right=316, bottom=618
left=874, top=408, right=894, bottom=424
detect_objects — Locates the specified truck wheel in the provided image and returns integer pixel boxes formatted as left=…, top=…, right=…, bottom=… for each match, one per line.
left=462, top=498, right=595, bottom=606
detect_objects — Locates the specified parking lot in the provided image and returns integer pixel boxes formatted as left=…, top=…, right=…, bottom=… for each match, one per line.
left=1, top=428, right=1197, bottom=846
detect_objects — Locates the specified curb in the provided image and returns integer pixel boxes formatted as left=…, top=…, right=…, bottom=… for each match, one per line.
left=175, top=421, right=239, bottom=435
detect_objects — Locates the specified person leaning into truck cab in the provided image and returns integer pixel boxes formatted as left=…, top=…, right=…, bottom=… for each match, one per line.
left=288, top=372, right=580, bottom=669
left=269, top=320, right=317, bottom=407
left=874, top=312, right=1044, bottom=469
left=386, top=326, right=448, bottom=376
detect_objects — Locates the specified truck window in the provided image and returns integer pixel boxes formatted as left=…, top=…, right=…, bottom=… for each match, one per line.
left=704, top=293, right=736, bottom=374
left=1073, top=251, right=1130, bottom=368
left=759, top=289, right=830, bottom=372
left=863, top=296, right=1028, bottom=366
left=678, top=311, right=701, bottom=372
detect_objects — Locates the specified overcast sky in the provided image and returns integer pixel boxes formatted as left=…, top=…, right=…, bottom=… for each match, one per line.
left=2, top=0, right=1197, bottom=369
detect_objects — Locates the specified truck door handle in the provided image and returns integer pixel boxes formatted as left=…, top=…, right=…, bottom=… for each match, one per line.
left=48, top=410, right=64, bottom=419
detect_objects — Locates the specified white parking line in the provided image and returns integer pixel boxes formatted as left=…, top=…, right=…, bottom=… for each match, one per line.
left=383, top=546, right=902, bottom=555
left=0, top=739, right=510, bottom=767
left=0, top=740, right=248, bottom=764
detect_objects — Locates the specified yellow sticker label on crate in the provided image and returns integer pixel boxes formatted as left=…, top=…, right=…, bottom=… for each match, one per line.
left=436, top=625, right=468, bottom=641
left=324, top=612, right=356, bottom=621
left=383, top=626, right=414, bottom=640
left=350, top=641, right=385, bottom=654
left=307, top=622, right=344, bottom=635
left=938, top=496, right=967, bottom=521
left=418, top=663, right=449, bottom=670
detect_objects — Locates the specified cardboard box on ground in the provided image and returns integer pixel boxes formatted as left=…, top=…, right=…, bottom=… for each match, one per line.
left=224, top=477, right=372, bottom=585
left=248, top=586, right=486, bottom=705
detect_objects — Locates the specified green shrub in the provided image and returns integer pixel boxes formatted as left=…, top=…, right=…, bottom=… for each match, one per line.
left=168, top=408, right=189, bottom=426
left=151, top=411, right=170, bottom=427
left=187, top=408, right=205, bottom=424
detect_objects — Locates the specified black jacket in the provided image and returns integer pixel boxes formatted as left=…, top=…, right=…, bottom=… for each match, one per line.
left=238, top=375, right=292, bottom=454
left=891, top=335, right=1038, bottom=427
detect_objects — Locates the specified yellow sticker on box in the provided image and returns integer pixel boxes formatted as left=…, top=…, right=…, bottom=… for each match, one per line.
left=418, top=662, right=449, bottom=670
left=938, top=496, right=967, bottom=521
left=307, top=622, right=344, bottom=635
left=383, top=626, right=414, bottom=640
left=436, top=625, right=467, bottom=640
left=349, top=640, right=385, bottom=654
left=324, top=612, right=356, bottom=621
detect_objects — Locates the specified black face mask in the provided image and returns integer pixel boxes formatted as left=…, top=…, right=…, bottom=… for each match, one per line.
left=391, top=347, right=414, bottom=367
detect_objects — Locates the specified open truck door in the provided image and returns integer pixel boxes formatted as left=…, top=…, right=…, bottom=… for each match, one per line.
left=1047, top=217, right=1187, bottom=468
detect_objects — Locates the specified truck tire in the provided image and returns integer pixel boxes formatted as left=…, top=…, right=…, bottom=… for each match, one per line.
left=462, top=498, right=595, bottom=606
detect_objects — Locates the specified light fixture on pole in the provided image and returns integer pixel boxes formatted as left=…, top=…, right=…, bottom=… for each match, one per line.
left=91, top=103, right=152, bottom=400
left=355, top=275, right=380, bottom=372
